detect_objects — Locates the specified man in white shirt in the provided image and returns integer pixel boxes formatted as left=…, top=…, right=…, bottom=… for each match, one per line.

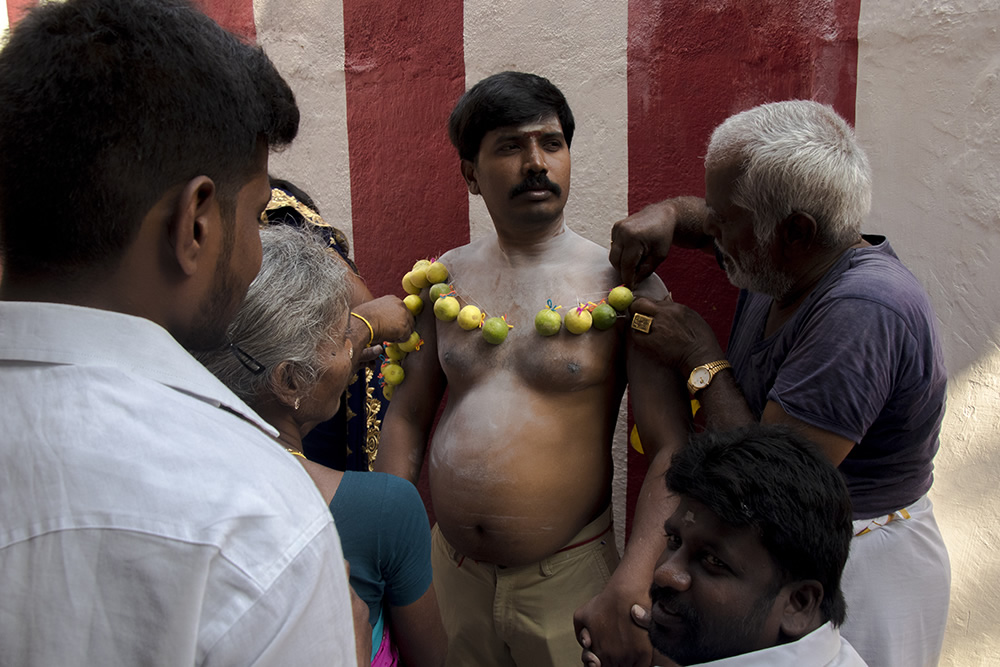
left=643, top=426, right=867, bottom=667
left=0, top=0, right=356, bottom=664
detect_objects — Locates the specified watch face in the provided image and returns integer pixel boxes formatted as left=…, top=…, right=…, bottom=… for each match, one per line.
left=691, top=367, right=712, bottom=389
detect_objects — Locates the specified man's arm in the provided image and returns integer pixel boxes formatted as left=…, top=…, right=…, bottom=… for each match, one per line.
left=374, top=301, right=447, bottom=484
left=610, top=197, right=715, bottom=288
left=574, top=277, right=692, bottom=667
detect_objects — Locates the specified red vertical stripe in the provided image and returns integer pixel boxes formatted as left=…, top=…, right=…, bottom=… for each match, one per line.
left=192, top=0, right=256, bottom=42
left=624, top=0, right=861, bottom=538
left=5, top=0, right=36, bottom=27
left=343, top=0, right=468, bottom=299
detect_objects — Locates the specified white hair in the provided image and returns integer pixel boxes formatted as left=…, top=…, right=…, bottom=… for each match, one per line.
left=706, top=100, right=872, bottom=248
left=195, top=224, right=352, bottom=406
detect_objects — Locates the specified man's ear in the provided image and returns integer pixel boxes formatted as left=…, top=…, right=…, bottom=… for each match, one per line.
left=778, top=580, right=824, bottom=639
left=460, top=159, right=480, bottom=195
left=777, top=212, right=818, bottom=254
left=168, top=176, right=218, bottom=276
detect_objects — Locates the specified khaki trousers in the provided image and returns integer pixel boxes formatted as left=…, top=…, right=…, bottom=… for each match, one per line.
left=432, top=508, right=619, bottom=667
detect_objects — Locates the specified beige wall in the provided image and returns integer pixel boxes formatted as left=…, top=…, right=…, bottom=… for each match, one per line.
left=857, top=2, right=1000, bottom=665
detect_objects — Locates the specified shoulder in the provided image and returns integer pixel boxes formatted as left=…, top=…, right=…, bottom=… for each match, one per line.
left=439, top=237, right=489, bottom=268
left=821, top=245, right=937, bottom=328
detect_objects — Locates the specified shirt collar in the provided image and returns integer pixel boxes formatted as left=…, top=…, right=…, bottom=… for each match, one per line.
left=0, top=301, right=278, bottom=438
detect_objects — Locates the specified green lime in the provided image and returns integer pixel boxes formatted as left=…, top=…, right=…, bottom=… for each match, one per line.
left=534, top=308, right=562, bottom=336
left=482, top=316, right=510, bottom=344
left=592, top=303, right=618, bottom=330
left=429, top=282, right=451, bottom=301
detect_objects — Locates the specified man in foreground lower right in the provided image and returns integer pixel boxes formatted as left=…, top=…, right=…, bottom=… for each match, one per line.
left=645, top=425, right=866, bottom=666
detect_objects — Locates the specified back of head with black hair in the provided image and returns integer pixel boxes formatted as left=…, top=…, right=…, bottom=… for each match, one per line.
left=448, top=71, right=575, bottom=162
left=0, top=0, right=299, bottom=279
left=666, top=425, right=854, bottom=626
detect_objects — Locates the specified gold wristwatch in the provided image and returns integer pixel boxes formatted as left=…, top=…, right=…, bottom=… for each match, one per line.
left=687, top=360, right=732, bottom=395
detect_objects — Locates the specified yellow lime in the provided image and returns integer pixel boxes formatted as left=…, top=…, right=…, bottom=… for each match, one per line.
left=607, top=286, right=634, bottom=312
left=385, top=343, right=407, bottom=361
left=403, top=294, right=424, bottom=315
left=382, top=362, right=404, bottom=386
left=401, top=272, right=420, bottom=295
left=565, top=307, right=593, bottom=334
left=426, top=261, right=449, bottom=284
left=433, top=295, right=460, bottom=321
left=458, top=305, right=483, bottom=330
left=398, top=331, right=421, bottom=352
left=409, top=266, right=431, bottom=289
left=382, top=383, right=395, bottom=401
left=482, top=316, right=510, bottom=344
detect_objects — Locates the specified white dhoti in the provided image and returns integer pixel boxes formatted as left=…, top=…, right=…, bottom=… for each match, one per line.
left=840, top=495, right=950, bottom=667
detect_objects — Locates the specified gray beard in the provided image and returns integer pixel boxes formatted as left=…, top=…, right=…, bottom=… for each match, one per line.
left=718, top=241, right=795, bottom=300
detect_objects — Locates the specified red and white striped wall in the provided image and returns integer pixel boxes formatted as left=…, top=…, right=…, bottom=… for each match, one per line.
left=4, top=2, right=998, bottom=664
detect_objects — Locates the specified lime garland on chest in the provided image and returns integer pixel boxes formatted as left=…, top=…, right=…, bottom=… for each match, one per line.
left=378, top=257, right=635, bottom=398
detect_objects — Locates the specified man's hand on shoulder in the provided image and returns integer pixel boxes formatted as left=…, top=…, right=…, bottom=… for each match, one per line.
left=574, top=579, right=653, bottom=667
left=628, top=295, right=724, bottom=375
left=610, top=202, right=678, bottom=289
left=610, top=197, right=714, bottom=289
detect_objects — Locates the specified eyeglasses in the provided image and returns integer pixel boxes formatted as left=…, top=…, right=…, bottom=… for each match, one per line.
left=229, top=343, right=266, bottom=376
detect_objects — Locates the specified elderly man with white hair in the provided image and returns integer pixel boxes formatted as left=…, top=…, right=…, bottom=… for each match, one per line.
left=608, top=100, right=950, bottom=667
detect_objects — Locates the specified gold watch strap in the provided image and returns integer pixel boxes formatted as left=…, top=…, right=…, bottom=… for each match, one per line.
left=704, top=360, right=731, bottom=375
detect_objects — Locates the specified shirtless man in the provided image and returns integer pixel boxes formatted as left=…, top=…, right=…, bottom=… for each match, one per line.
left=377, top=71, right=690, bottom=667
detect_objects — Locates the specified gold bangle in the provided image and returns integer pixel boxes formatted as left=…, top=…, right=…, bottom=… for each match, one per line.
left=351, top=312, right=375, bottom=348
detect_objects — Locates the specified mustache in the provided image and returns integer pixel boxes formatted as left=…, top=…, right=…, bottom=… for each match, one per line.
left=509, top=173, right=562, bottom=198
left=649, top=584, right=697, bottom=624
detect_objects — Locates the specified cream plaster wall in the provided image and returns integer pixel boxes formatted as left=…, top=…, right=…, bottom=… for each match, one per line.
left=856, top=2, right=1000, bottom=665
left=254, top=0, right=354, bottom=249
left=461, top=0, right=634, bottom=555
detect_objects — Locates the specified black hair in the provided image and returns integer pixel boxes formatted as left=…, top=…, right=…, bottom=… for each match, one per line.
left=666, top=425, right=853, bottom=626
left=0, top=0, right=299, bottom=279
left=448, top=71, right=575, bottom=162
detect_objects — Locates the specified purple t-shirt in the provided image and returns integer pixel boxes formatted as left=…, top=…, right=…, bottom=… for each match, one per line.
left=726, top=236, right=946, bottom=518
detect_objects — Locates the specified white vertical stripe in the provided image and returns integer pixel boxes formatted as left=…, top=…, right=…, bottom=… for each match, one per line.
left=1, top=3, right=9, bottom=44
left=254, top=0, right=355, bottom=251
left=856, top=2, right=1000, bottom=664
left=463, top=0, right=631, bottom=553
left=462, top=0, right=630, bottom=247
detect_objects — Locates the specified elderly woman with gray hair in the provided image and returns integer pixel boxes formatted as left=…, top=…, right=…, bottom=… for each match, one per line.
left=197, top=225, right=447, bottom=667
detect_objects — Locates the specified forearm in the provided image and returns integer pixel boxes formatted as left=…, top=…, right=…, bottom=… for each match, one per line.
left=653, top=197, right=714, bottom=251
left=690, top=369, right=757, bottom=431
left=374, top=414, right=427, bottom=484
left=618, top=444, right=676, bottom=583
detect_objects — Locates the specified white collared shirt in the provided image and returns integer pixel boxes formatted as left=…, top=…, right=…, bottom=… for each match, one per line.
left=658, top=622, right=867, bottom=667
left=0, top=302, right=356, bottom=665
